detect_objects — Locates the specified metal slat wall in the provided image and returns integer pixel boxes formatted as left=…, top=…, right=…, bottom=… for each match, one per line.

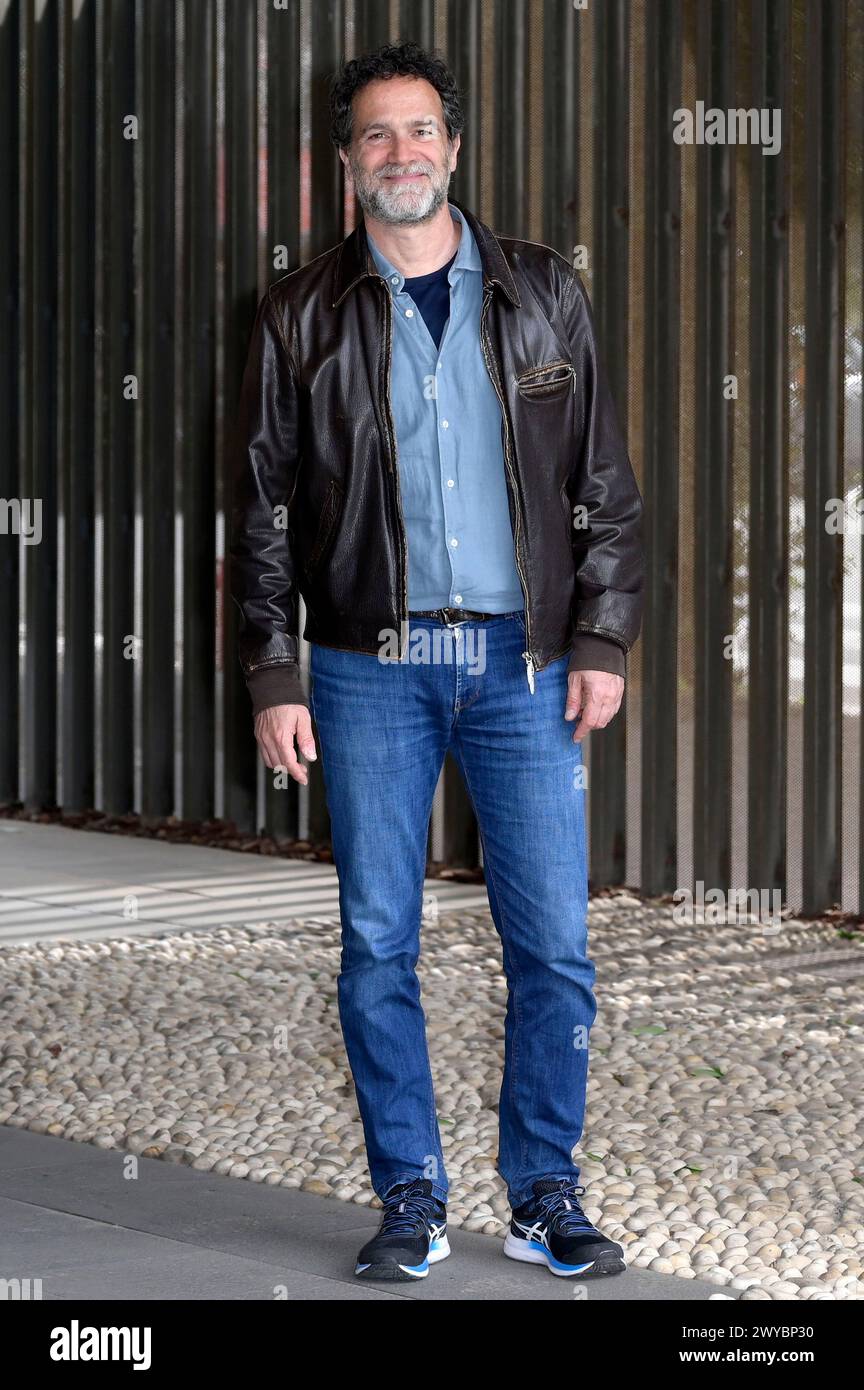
left=640, top=0, right=681, bottom=895
left=138, top=0, right=176, bottom=820
left=802, top=0, right=845, bottom=913
left=21, top=0, right=59, bottom=812
left=59, top=0, right=97, bottom=814
left=692, top=0, right=735, bottom=893
left=261, top=0, right=301, bottom=844
left=96, top=0, right=136, bottom=815
left=747, top=0, right=789, bottom=902
left=588, top=0, right=629, bottom=885
left=221, top=0, right=260, bottom=836
left=0, top=1, right=17, bottom=807
left=1, top=0, right=861, bottom=918
left=179, top=0, right=218, bottom=822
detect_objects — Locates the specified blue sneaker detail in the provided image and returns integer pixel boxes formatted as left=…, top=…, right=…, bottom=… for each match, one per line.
left=354, top=1178, right=450, bottom=1281
left=504, top=1178, right=626, bottom=1279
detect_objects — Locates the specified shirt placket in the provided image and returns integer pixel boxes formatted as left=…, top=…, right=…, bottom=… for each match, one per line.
left=436, top=275, right=463, bottom=608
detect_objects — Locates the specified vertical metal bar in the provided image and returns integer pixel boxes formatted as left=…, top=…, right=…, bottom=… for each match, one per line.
left=859, top=15, right=864, bottom=917
left=308, top=0, right=347, bottom=257
left=139, top=0, right=177, bottom=819
left=59, top=0, right=97, bottom=813
left=97, top=0, right=136, bottom=814
left=262, top=0, right=302, bottom=844
left=354, top=0, right=391, bottom=52
left=304, top=0, right=346, bottom=847
left=802, top=0, right=845, bottom=912
left=21, top=0, right=59, bottom=811
left=179, top=0, right=216, bottom=820
left=541, top=0, right=580, bottom=259
left=222, top=0, right=262, bottom=834
left=748, top=0, right=790, bottom=897
left=267, top=0, right=301, bottom=289
left=398, top=0, right=434, bottom=50
left=442, top=757, right=479, bottom=870
left=446, top=0, right=480, bottom=210
left=589, top=0, right=630, bottom=886
left=493, top=0, right=528, bottom=233
left=692, top=0, right=735, bottom=893
left=0, top=0, right=21, bottom=806
left=640, top=0, right=681, bottom=894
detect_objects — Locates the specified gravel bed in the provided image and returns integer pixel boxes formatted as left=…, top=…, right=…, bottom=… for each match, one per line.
left=1, top=896, right=862, bottom=1300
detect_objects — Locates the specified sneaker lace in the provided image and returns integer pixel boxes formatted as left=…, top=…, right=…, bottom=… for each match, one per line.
left=380, top=1183, right=441, bottom=1237
left=536, top=1180, right=594, bottom=1235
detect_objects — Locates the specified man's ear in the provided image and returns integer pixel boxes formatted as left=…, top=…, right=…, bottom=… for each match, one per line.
left=449, top=132, right=461, bottom=171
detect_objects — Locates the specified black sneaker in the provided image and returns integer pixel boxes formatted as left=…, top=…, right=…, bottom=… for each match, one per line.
left=504, top=1177, right=626, bottom=1278
left=354, top=1178, right=450, bottom=1281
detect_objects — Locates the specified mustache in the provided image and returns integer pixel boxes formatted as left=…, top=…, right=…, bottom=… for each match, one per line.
left=378, top=165, right=433, bottom=178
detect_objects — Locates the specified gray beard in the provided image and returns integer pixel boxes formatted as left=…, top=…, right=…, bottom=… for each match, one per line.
left=349, top=164, right=453, bottom=227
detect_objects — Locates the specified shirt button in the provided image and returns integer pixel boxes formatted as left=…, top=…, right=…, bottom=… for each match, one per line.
left=454, top=593, right=463, bottom=603
left=450, top=537, right=458, bottom=548
left=441, top=420, right=449, bottom=429
left=391, top=276, right=398, bottom=284
left=446, top=478, right=455, bottom=488
left=405, top=308, right=414, bottom=317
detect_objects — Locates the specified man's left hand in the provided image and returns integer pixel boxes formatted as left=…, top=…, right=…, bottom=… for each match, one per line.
left=564, top=670, right=625, bottom=742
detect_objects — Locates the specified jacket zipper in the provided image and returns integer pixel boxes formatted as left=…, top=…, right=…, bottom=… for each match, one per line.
left=381, top=283, right=410, bottom=659
left=479, top=283, right=535, bottom=694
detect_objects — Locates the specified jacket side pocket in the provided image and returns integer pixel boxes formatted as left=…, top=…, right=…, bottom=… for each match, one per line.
left=306, top=478, right=344, bottom=574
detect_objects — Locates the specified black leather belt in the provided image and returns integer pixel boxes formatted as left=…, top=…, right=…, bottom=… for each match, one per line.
left=407, top=607, right=499, bottom=623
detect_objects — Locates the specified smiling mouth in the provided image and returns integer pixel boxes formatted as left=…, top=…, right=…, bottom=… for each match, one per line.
left=384, top=172, right=427, bottom=182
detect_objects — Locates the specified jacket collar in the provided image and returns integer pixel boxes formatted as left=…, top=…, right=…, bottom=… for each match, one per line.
left=331, top=195, right=521, bottom=309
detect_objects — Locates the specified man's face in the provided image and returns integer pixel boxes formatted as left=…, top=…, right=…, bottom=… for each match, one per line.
left=340, top=75, right=460, bottom=226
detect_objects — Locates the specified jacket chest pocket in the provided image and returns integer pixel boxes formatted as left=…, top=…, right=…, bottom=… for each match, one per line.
left=515, top=359, right=576, bottom=400
left=306, top=478, right=344, bottom=574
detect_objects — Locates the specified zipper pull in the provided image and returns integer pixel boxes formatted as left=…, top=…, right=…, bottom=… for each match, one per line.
left=522, top=651, right=535, bottom=694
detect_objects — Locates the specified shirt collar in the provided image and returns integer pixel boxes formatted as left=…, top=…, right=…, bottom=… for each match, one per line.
left=365, top=201, right=480, bottom=293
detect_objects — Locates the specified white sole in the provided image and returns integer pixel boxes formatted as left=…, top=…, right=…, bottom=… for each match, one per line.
left=356, top=1233, right=451, bottom=1280
left=503, top=1230, right=622, bottom=1278
left=397, top=1234, right=451, bottom=1277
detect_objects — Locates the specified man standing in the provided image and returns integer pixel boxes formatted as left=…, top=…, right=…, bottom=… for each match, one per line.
left=230, top=41, right=644, bottom=1282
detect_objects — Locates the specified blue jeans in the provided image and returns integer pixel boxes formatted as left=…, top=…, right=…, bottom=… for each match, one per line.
left=308, top=612, right=596, bottom=1210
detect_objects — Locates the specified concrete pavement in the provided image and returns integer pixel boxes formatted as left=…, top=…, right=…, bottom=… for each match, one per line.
left=0, top=1126, right=733, bottom=1301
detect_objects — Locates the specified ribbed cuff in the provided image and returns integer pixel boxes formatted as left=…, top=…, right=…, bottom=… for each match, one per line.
left=245, top=664, right=309, bottom=716
left=567, top=633, right=626, bottom=678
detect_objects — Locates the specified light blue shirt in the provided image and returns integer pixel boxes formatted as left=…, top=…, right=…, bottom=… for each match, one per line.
left=365, top=203, right=525, bottom=612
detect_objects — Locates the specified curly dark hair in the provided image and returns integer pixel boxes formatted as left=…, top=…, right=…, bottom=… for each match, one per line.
left=328, top=40, right=464, bottom=150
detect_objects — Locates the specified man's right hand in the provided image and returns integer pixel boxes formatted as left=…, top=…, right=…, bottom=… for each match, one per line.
left=253, top=704, right=318, bottom=786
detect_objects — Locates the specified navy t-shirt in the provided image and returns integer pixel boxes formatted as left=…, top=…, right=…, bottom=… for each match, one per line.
left=402, top=250, right=457, bottom=350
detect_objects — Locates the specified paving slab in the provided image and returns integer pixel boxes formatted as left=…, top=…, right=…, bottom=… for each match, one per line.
left=0, top=1127, right=733, bottom=1301
left=0, top=1196, right=398, bottom=1301
left=0, top=822, right=488, bottom=945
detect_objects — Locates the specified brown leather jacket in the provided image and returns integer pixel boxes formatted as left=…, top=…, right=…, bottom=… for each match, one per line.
left=229, top=197, right=644, bottom=714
